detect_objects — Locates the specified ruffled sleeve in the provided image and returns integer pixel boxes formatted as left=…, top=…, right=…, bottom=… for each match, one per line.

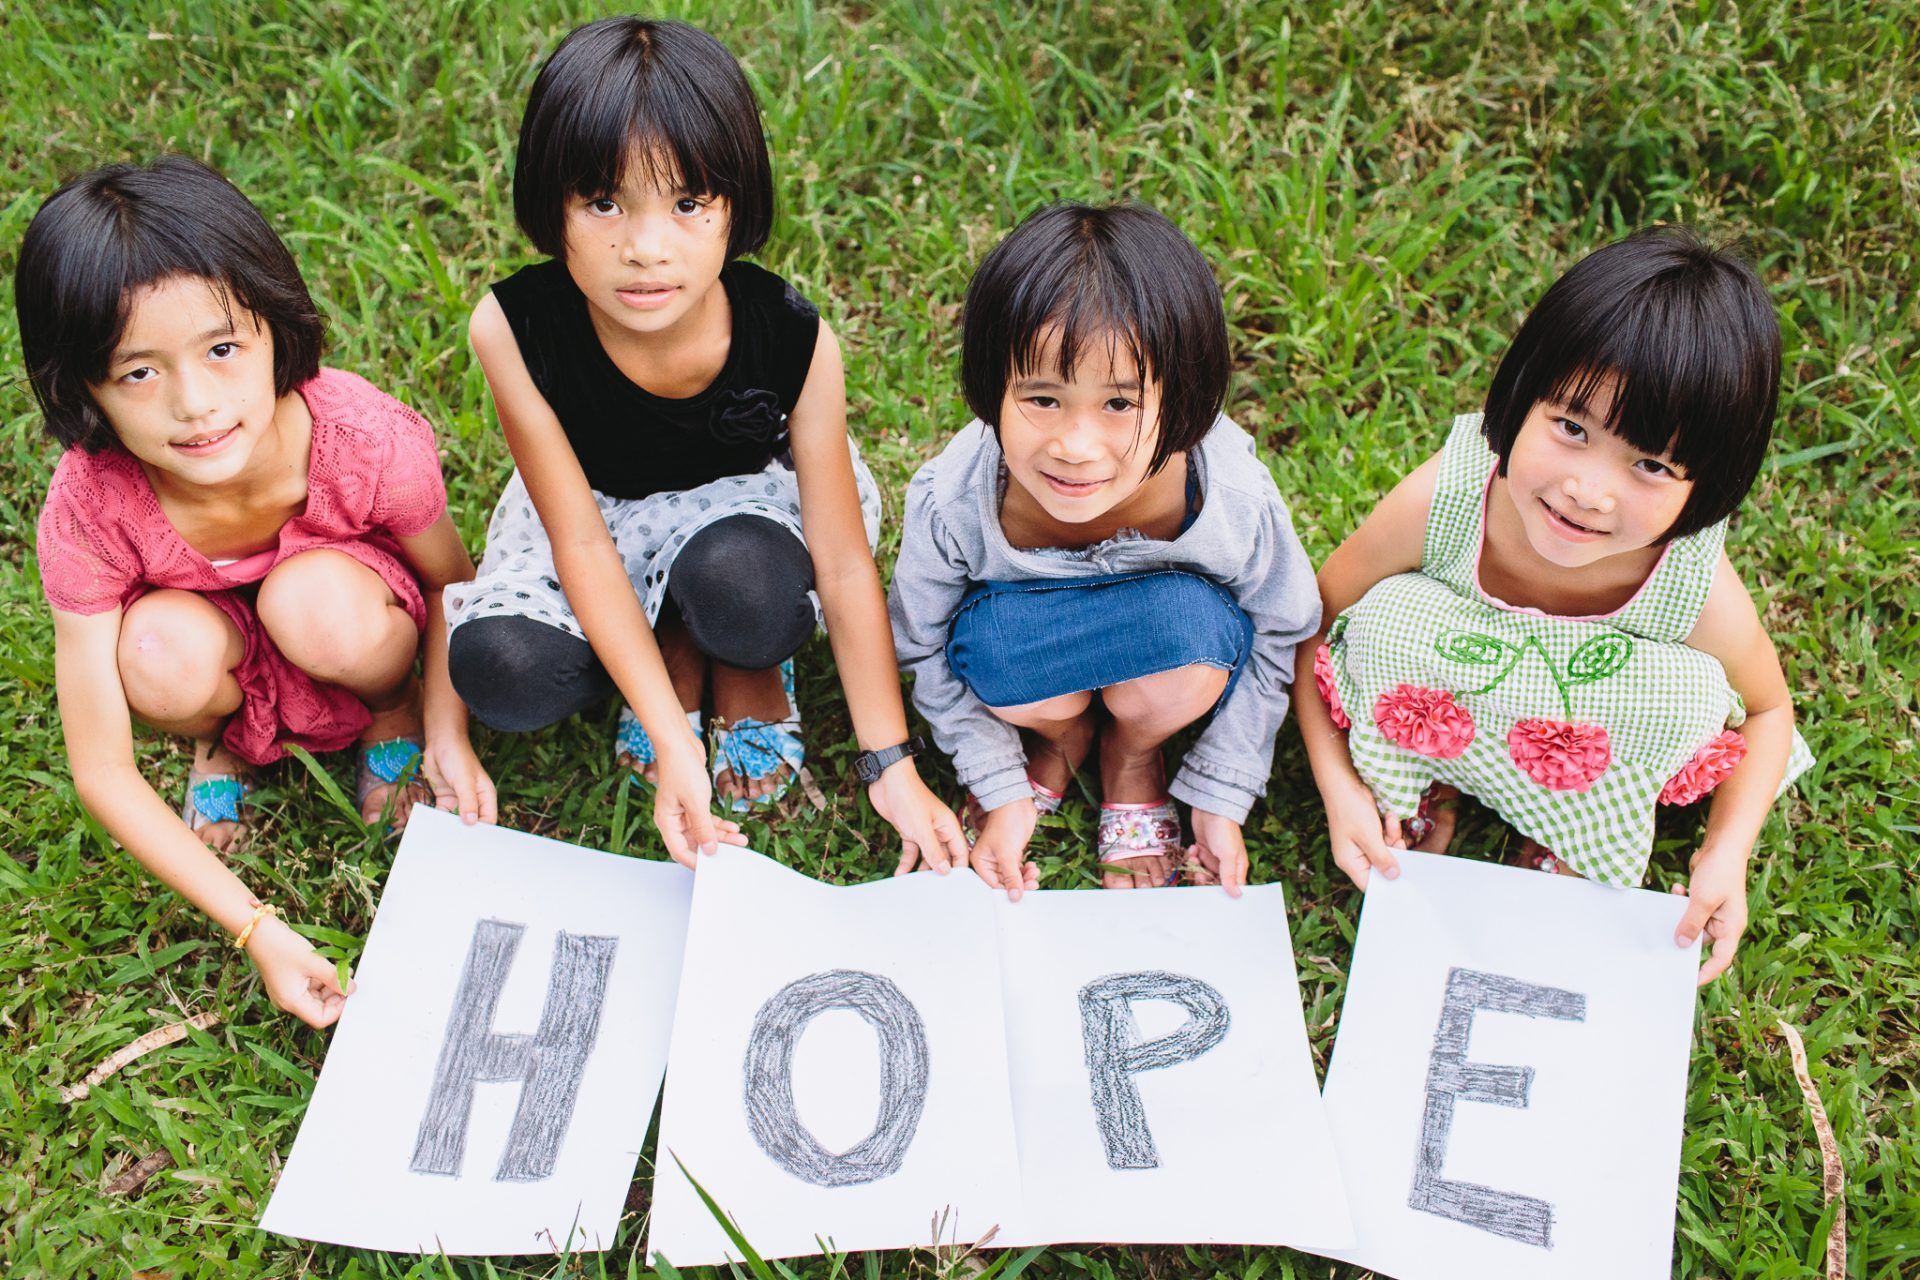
left=36, top=454, right=142, bottom=615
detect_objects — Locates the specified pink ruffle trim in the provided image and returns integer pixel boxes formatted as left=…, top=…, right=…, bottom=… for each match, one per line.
left=1314, top=644, right=1350, bottom=730
left=1373, top=684, right=1475, bottom=758
left=1659, top=729, right=1747, bottom=806
left=1507, top=718, right=1612, bottom=792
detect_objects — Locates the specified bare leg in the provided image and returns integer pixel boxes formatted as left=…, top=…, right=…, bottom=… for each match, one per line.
left=1097, top=664, right=1229, bottom=889
left=118, top=590, right=248, bottom=850
left=257, top=550, right=425, bottom=826
left=1410, top=782, right=1461, bottom=852
left=635, top=611, right=708, bottom=784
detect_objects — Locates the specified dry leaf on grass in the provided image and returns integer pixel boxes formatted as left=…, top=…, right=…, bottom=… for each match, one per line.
left=104, top=1151, right=173, bottom=1197
left=60, top=1011, right=222, bottom=1103
left=1778, top=1018, right=1846, bottom=1280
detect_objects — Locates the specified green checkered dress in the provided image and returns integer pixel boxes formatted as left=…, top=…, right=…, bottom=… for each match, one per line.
left=1322, top=414, right=1813, bottom=886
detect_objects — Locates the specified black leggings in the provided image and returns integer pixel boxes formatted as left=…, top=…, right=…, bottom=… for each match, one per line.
left=448, top=515, right=815, bottom=732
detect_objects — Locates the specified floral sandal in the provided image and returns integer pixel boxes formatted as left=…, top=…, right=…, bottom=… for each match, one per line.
left=356, top=737, right=426, bottom=829
left=710, top=659, right=805, bottom=814
left=182, top=765, right=251, bottom=844
left=1096, top=799, right=1189, bottom=887
left=617, top=706, right=706, bottom=783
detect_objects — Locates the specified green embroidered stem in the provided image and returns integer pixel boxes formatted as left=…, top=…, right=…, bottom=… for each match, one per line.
left=1435, top=629, right=1634, bottom=721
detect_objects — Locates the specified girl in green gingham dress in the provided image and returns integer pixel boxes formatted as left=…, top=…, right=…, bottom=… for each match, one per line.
left=1295, top=229, right=1812, bottom=985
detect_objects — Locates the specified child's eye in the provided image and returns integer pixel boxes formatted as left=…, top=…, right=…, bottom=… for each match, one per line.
left=1104, top=397, right=1138, bottom=414
left=120, top=366, right=157, bottom=385
left=1635, top=458, right=1677, bottom=477
left=209, top=342, right=238, bottom=360
left=1025, top=395, right=1060, bottom=411
left=1556, top=417, right=1587, bottom=441
left=587, top=197, right=619, bottom=215
left=673, top=196, right=708, bottom=215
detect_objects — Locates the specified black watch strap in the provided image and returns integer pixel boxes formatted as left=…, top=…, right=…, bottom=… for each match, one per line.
left=854, top=736, right=925, bottom=784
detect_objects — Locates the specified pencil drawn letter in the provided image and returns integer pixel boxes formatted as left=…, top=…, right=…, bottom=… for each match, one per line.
left=1409, top=966, right=1587, bottom=1247
left=409, top=919, right=619, bottom=1182
left=1078, top=971, right=1231, bottom=1170
left=743, top=969, right=931, bottom=1187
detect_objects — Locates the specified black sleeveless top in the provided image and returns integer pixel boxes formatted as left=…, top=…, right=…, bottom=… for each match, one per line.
left=491, top=258, right=821, bottom=499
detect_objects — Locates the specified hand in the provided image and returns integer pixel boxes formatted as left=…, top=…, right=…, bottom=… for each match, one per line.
left=1672, top=843, right=1751, bottom=986
left=651, top=740, right=748, bottom=869
left=422, top=733, right=499, bottom=826
left=871, top=761, right=970, bottom=876
left=1188, top=809, right=1249, bottom=898
left=972, top=798, right=1040, bottom=901
left=248, top=916, right=354, bottom=1028
left=1324, top=774, right=1402, bottom=890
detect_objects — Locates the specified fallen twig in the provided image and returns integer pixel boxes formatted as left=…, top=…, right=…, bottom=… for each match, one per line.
left=60, top=1011, right=222, bottom=1103
left=104, top=1150, right=173, bottom=1197
left=1778, top=1019, right=1846, bottom=1280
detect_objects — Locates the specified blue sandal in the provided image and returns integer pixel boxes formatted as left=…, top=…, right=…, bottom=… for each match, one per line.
left=356, top=737, right=426, bottom=828
left=182, top=766, right=251, bottom=841
left=616, top=707, right=706, bottom=782
left=710, top=659, right=804, bottom=813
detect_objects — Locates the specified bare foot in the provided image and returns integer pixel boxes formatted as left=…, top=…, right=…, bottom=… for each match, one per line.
left=711, top=661, right=795, bottom=805
left=358, top=679, right=432, bottom=830
left=187, top=737, right=251, bottom=853
left=626, top=615, right=707, bottom=785
left=1097, top=719, right=1175, bottom=890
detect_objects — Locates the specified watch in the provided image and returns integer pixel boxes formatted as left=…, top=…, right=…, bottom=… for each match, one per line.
left=853, top=736, right=925, bottom=784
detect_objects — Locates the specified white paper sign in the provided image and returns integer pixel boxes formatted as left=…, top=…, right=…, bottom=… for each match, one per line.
left=647, top=850, right=1022, bottom=1266
left=261, top=806, right=693, bottom=1255
left=991, top=884, right=1353, bottom=1252
left=1316, top=850, right=1698, bottom=1280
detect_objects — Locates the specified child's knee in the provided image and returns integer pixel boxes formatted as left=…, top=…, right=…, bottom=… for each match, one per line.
left=117, top=593, right=234, bottom=719
left=989, top=688, right=1094, bottom=725
left=668, top=516, right=814, bottom=670
left=448, top=615, right=613, bottom=732
left=1102, top=663, right=1228, bottom=723
left=258, top=551, right=402, bottom=679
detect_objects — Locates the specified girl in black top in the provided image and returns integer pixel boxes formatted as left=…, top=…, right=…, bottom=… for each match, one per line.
left=447, top=17, right=967, bottom=871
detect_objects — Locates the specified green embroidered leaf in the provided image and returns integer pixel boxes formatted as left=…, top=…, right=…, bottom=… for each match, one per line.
left=1566, top=633, right=1634, bottom=684
left=1434, top=629, right=1515, bottom=666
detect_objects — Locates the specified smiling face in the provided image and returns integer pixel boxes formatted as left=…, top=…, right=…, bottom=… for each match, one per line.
left=88, top=275, right=283, bottom=486
left=562, top=150, right=731, bottom=340
left=996, top=328, right=1166, bottom=527
left=1501, top=376, right=1695, bottom=569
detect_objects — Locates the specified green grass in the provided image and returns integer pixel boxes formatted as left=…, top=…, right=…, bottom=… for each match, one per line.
left=1, top=1, right=1915, bottom=1276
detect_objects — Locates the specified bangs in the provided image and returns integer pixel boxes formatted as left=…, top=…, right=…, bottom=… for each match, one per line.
left=1482, top=227, right=1780, bottom=539
left=514, top=18, right=773, bottom=260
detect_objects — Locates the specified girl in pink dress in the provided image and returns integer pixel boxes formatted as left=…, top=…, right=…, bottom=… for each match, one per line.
left=21, top=157, right=496, bottom=1027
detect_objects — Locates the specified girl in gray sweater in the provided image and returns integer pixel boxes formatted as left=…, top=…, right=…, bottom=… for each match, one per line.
left=889, top=203, right=1320, bottom=897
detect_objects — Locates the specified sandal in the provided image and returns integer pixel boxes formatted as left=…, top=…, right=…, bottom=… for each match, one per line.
left=182, top=764, right=251, bottom=843
left=710, top=659, right=805, bottom=813
left=617, top=706, right=706, bottom=782
left=1096, top=799, right=1187, bottom=886
left=962, top=776, right=1065, bottom=842
left=356, top=736, right=425, bottom=828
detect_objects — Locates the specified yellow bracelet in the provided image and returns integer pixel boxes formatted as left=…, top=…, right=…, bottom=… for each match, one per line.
left=233, top=902, right=278, bottom=950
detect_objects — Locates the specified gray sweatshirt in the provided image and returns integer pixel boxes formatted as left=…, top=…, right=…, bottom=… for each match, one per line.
left=888, top=417, right=1321, bottom=824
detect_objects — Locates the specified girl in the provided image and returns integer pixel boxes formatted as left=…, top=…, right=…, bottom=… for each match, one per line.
left=1297, top=227, right=1813, bottom=985
left=22, top=157, right=496, bottom=1028
left=445, top=17, right=967, bottom=872
left=890, top=202, right=1321, bottom=896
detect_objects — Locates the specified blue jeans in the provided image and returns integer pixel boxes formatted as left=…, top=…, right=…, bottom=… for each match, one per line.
left=945, top=570, right=1253, bottom=711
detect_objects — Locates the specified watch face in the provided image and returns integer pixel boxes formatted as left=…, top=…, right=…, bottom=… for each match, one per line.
left=855, top=754, right=881, bottom=784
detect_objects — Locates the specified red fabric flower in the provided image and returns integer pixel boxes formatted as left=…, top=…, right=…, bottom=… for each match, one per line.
left=1314, top=644, right=1350, bottom=730
left=1659, top=729, right=1748, bottom=806
left=1372, top=685, right=1476, bottom=758
left=1507, top=718, right=1612, bottom=791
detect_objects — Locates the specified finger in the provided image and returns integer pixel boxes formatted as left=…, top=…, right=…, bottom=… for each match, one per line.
left=1002, top=849, right=1026, bottom=902
left=898, top=813, right=941, bottom=875
left=688, top=805, right=721, bottom=858
left=1674, top=893, right=1715, bottom=946
left=932, top=810, right=968, bottom=875
left=1335, top=843, right=1371, bottom=891
left=1224, top=851, right=1247, bottom=898
left=1696, top=931, right=1737, bottom=985
left=476, top=774, right=499, bottom=826
left=895, top=839, right=919, bottom=877
left=1382, top=810, right=1407, bottom=850
left=654, top=802, right=697, bottom=869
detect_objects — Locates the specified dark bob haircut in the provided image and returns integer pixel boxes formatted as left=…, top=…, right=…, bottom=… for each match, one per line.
left=1481, top=226, right=1780, bottom=540
left=15, top=156, right=326, bottom=453
left=513, top=17, right=774, bottom=262
left=961, top=202, right=1230, bottom=475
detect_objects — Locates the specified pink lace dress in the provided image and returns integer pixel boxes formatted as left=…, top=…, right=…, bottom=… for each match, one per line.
left=35, top=368, right=448, bottom=765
